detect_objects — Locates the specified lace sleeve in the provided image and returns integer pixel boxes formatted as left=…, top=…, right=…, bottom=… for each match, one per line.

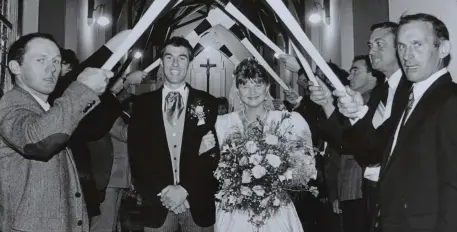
left=285, top=112, right=318, bottom=195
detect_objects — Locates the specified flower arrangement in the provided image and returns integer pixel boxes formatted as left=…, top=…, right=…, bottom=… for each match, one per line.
left=188, top=100, right=207, bottom=126
left=214, top=112, right=318, bottom=228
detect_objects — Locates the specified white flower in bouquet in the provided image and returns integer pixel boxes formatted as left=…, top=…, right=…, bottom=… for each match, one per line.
left=222, top=144, right=230, bottom=152
left=215, top=191, right=224, bottom=200
left=264, top=134, right=279, bottom=145
left=239, top=156, right=249, bottom=166
left=242, top=170, right=252, bottom=183
left=273, top=197, right=281, bottom=206
left=260, top=196, right=270, bottom=208
left=298, top=151, right=314, bottom=165
left=284, top=169, right=294, bottom=180
left=252, top=165, right=267, bottom=179
left=252, top=185, right=265, bottom=197
left=223, top=179, right=232, bottom=188
left=214, top=169, right=221, bottom=179
left=249, top=153, right=262, bottom=165
left=218, top=162, right=228, bottom=168
left=245, top=141, right=258, bottom=153
left=241, top=186, right=253, bottom=196
left=228, top=195, right=237, bottom=205
left=266, top=154, right=281, bottom=168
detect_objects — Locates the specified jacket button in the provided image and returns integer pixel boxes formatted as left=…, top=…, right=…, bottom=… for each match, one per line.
left=75, top=192, right=81, bottom=198
left=77, top=220, right=83, bottom=226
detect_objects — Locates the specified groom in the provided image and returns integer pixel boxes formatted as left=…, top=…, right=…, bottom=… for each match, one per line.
left=128, top=36, right=220, bottom=232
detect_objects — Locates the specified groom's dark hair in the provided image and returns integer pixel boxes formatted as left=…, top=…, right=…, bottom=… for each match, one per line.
left=159, top=36, right=194, bottom=61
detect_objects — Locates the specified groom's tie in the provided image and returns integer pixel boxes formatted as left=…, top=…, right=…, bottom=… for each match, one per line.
left=165, top=91, right=184, bottom=125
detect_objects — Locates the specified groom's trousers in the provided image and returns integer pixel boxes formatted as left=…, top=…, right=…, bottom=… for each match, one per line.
left=144, top=210, right=213, bottom=232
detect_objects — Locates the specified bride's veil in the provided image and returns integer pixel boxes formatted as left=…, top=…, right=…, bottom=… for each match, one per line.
left=228, top=77, right=274, bottom=112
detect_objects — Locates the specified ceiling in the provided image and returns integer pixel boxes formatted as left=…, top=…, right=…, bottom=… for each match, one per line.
left=126, top=0, right=308, bottom=56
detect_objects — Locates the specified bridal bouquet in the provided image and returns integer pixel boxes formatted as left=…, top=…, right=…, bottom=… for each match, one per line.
left=214, top=112, right=318, bottom=228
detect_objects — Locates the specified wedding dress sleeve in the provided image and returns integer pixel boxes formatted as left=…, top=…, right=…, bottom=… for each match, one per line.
left=285, top=112, right=318, bottom=192
left=215, top=113, right=231, bottom=148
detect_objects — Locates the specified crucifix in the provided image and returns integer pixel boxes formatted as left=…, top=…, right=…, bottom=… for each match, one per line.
left=200, top=58, right=217, bottom=92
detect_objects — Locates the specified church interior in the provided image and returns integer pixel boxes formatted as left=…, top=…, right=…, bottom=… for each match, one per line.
left=2, top=0, right=456, bottom=99
left=1, top=0, right=457, bottom=232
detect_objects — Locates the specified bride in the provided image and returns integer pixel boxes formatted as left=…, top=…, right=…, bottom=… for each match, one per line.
left=214, top=58, right=317, bottom=232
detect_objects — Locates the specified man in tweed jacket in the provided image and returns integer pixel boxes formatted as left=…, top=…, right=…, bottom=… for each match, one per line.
left=0, top=33, right=113, bottom=232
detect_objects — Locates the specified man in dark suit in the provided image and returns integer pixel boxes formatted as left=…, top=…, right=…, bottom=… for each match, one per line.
left=377, top=13, right=457, bottom=232
left=302, top=22, right=412, bottom=231
left=111, top=36, right=220, bottom=231
left=336, top=13, right=457, bottom=232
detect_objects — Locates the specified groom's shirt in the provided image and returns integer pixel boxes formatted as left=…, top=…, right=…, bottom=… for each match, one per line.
left=162, top=84, right=188, bottom=185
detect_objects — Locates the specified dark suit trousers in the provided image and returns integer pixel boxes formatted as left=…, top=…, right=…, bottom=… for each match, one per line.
left=144, top=210, right=213, bottom=232
left=340, top=199, right=366, bottom=232
left=363, top=179, right=378, bottom=232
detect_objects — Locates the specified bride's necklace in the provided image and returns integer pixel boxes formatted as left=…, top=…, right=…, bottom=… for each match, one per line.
left=241, top=107, right=269, bottom=125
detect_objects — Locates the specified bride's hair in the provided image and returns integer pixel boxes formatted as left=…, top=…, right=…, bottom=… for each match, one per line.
left=233, top=58, right=270, bottom=88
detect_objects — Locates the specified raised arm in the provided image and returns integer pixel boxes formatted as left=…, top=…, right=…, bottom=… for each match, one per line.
left=0, top=82, right=100, bottom=161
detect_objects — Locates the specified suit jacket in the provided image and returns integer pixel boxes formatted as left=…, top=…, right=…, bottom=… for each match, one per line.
left=108, top=112, right=131, bottom=188
left=0, top=83, right=101, bottom=232
left=377, top=73, right=457, bottom=232
left=341, top=77, right=412, bottom=164
left=50, top=45, right=123, bottom=217
left=127, top=84, right=220, bottom=228
left=318, top=76, right=412, bottom=166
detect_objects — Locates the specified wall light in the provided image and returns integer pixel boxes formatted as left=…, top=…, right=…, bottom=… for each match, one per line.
left=308, top=1, right=328, bottom=24
left=309, top=13, right=322, bottom=24
left=134, top=51, right=143, bottom=59
left=88, top=0, right=110, bottom=26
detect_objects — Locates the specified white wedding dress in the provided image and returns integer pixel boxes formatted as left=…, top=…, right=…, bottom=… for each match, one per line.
left=214, top=111, right=314, bottom=232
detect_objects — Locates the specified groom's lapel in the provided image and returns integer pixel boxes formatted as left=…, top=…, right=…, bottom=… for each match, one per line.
left=181, top=84, right=198, bottom=153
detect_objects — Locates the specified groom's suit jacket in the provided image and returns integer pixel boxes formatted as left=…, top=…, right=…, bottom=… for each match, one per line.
left=128, top=84, right=220, bottom=228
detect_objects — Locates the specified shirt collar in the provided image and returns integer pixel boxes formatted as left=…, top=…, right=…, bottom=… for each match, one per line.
left=412, top=68, right=448, bottom=99
left=386, top=69, right=402, bottom=90
left=163, top=83, right=187, bottom=97
left=29, top=92, right=50, bottom=111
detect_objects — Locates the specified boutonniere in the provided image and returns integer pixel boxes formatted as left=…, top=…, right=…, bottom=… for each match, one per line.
left=189, top=100, right=207, bottom=126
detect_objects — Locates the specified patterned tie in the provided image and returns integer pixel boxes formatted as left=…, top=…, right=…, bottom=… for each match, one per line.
left=400, top=88, right=415, bottom=127
left=165, top=91, right=184, bottom=125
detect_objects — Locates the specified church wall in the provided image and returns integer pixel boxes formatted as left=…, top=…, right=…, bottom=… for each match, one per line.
left=36, top=0, right=114, bottom=62
left=22, top=0, right=40, bottom=35
left=321, top=0, right=342, bottom=68
left=389, top=0, right=457, bottom=79
left=307, top=0, right=351, bottom=71
left=73, top=0, right=113, bottom=61
left=340, top=0, right=355, bottom=70
left=352, top=0, right=389, bottom=58
left=38, top=0, right=66, bottom=47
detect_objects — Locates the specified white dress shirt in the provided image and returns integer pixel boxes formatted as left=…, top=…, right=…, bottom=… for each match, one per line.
left=30, top=93, right=51, bottom=111
left=388, top=68, right=448, bottom=159
left=362, top=69, right=402, bottom=181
